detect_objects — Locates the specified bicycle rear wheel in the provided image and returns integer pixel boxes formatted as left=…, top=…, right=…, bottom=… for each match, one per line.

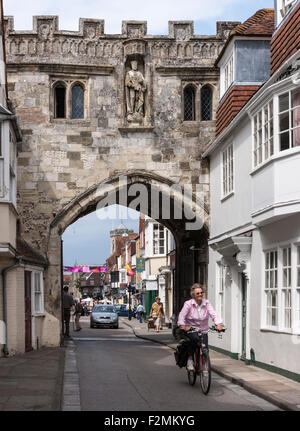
left=199, top=351, right=211, bottom=395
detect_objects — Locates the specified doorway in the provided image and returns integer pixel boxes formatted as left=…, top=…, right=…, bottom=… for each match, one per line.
left=241, top=273, right=247, bottom=361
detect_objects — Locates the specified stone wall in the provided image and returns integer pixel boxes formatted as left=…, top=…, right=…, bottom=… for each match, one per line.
left=5, top=16, right=238, bottom=325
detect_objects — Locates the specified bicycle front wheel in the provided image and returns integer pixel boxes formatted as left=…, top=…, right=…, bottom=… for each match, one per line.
left=187, top=369, right=196, bottom=386
left=199, top=351, right=211, bottom=395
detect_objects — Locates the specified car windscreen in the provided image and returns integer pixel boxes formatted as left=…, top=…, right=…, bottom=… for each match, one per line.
left=93, top=306, right=115, bottom=313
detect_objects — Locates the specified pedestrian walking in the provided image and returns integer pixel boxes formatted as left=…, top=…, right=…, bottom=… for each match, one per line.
left=73, top=299, right=83, bottom=331
left=63, top=286, right=74, bottom=338
left=136, top=303, right=145, bottom=323
left=150, top=297, right=164, bottom=333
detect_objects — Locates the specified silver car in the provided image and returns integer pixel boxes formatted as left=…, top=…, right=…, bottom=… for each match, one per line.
left=90, top=305, right=119, bottom=329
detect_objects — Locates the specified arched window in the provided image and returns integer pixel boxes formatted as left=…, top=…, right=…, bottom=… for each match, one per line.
left=54, top=84, right=66, bottom=119
left=201, top=86, right=212, bottom=121
left=71, top=84, right=84, bottom=119
left=184, top=86, right=195, bottom=121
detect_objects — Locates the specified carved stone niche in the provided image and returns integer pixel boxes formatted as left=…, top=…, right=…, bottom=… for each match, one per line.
left=122, top=21, right=147, bottom=39
left=33, top=16, right=59, bottom=39
left=123, top=39, right=146, bottom=57
left=80, top=19, right=104, bottom=39
left=169, top=21, right=194, bottom=41
left=123, top=53, right=148, bottom=127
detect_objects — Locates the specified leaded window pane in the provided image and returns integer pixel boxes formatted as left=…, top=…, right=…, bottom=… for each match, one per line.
left=55, top=86, right=66, bottom=118
left=72, top=85, right=84, bottom=119
left=184, top=87, right=195, bottom=121
left=201, top=87, right=212, bottom=121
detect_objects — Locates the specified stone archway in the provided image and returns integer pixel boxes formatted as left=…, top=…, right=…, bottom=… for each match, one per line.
left=46, top=170, right=209, bottom=336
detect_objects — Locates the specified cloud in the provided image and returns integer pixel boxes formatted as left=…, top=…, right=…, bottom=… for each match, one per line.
left=4, top=0, right=240, bottom=34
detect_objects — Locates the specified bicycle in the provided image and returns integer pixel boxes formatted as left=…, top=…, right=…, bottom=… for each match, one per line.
left=185, top=325, right=226, bottom=395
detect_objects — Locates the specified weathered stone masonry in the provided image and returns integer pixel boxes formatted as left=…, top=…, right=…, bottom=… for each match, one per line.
left=4, top=16, right=238, bottom=339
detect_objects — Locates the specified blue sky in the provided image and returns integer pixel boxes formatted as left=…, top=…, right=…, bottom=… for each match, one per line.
left=3, top=0, right=275, bottom=265
left=4, top=0, right=274, bottom=35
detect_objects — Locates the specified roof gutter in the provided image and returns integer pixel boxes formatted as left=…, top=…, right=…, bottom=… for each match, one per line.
left=1, top=256, right=23, bottom=356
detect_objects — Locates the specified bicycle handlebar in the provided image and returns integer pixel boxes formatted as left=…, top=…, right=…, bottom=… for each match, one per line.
left=210, top=325, right=226, bottom=333
left=183, top=325, right=226, bottom=334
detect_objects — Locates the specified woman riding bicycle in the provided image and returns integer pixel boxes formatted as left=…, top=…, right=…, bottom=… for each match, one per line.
left=177, top=283, right=223, bottom=372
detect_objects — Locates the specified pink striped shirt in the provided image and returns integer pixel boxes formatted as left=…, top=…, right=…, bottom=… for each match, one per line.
left=177, top=298, right=223, bottom=332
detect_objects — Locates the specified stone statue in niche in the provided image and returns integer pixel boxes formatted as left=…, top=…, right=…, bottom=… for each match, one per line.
left=125, top=60, right=147, bottom=123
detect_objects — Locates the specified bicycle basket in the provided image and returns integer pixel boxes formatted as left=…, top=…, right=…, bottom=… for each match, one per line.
left=174, top=340, right=189, bottom=368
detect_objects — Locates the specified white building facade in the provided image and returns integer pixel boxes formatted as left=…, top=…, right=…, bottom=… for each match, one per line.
left=204, top=1, right=300, bottom=378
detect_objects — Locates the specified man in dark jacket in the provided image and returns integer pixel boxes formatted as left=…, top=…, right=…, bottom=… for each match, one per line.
left=63, top=286, right=74, bottom=337
left=73, top=299, right=83, bottom=331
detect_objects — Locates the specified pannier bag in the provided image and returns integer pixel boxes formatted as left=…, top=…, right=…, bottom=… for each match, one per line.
left=174, top=340, right=189, bottom=368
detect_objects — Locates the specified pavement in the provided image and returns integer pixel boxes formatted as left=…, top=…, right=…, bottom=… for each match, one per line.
left=123, top=318, right=300, bottom=412
left=0, top=318, right=300, bottom=411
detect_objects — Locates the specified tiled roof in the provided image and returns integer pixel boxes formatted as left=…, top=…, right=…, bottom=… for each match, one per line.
left=271, top=2, right=300, bottom=74
left=229, top=8, right=274, bottom=37
left=215, top=8, right=275, bottom=66
left=216, top=85, right=260, bottom=137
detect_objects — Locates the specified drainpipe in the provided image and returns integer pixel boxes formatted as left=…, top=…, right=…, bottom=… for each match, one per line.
left=1, top=256, right=22, bottom=356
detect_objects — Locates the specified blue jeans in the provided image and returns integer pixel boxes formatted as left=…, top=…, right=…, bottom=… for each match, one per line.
left=137, top=311, right=143, bottom=323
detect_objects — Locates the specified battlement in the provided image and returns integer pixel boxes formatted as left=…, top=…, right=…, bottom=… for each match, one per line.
left=4, top=15, right=240, bottom=41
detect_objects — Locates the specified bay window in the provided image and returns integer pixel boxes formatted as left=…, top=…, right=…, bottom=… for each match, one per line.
left=253, top=100, right=274, bottom=167
left=264, top=244, right=300, bottom=333
left=279, top=89, right=300, bottom=151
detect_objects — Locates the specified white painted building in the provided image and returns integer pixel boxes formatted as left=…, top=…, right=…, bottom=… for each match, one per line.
left=204, top=1, right=300, bottom=378
left=141, top=215, right=175, bottom=322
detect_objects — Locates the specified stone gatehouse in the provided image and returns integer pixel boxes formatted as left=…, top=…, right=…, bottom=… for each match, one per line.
left=4, top=16, right=239, bottom=348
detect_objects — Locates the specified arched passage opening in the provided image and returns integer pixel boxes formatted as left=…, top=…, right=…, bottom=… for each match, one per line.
left=46, top=171, right=209, bottom=342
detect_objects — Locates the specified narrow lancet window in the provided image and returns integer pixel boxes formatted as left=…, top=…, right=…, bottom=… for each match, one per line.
left=201, top=86, right=212, bottom=121
left=54, top=85, right=66, bottom=119
left=72, top=84, right=84, bottom=119
left=184, top=86, right=195, bottom=121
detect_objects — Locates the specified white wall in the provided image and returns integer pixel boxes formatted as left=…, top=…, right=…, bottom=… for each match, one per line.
left=250, top=217, right=300, bottom=374
left=209, top=117, right=252, bottom=241
left=252, top=150, right=300, bottom=223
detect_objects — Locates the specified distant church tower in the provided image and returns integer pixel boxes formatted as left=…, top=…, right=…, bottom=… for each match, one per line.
left=110, top=223, right=133, bottom=254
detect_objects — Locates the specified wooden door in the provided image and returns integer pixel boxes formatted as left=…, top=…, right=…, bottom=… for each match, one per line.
left=25, top=271, right=33, bottom=352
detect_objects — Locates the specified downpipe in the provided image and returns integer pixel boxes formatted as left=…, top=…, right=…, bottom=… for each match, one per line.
left=1, top=256, right=22, bottom=356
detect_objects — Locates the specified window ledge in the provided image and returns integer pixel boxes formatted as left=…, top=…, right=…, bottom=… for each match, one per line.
left=260, top=328, right=297, bottom=335
left=32, top=313, right=46, bottom=318
left=251, top=146, right=300, bottom=175
left=221, top=191, right=234, bottom=202
left=50, top=118, right=90, bottom=125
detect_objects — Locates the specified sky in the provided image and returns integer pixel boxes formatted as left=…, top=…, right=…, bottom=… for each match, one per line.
left=4, top=0, right=275, bottom=35
left=3, top=0, right=275, bottom=265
